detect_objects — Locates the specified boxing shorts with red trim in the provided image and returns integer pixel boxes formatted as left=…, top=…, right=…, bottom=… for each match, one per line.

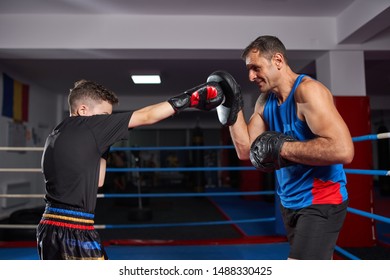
left=36, top=203, right=107, bottom=260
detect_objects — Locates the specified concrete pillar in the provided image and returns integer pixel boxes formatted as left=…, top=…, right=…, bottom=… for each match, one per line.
left=316, top=50, right=366, bottom=96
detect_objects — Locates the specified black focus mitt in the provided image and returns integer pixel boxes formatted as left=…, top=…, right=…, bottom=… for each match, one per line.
left=249, top=131, right=296, bottom=172
left=207, top=70, right=243, bottom=126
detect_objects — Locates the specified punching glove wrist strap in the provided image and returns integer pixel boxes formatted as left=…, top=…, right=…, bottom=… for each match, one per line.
left=168, top=82, right=223, bottom=114
left=168, top=94, right=190, bottom=113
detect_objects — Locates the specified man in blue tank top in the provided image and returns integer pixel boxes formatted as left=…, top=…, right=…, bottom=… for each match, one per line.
left=216, top=35, right=354, bottom=259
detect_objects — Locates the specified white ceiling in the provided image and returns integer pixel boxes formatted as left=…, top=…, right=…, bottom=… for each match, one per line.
left=0, top=0, right=356, bottom=16
left=0, top=0, right=389, bottom=102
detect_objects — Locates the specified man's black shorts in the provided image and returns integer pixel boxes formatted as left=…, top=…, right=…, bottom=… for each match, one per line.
left=280, top=200, right=348, bottom=260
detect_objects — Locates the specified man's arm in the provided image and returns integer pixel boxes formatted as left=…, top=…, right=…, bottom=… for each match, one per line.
left=229, top=95, right=268, bottom=160
left=281, top=79, right=354, bottom=165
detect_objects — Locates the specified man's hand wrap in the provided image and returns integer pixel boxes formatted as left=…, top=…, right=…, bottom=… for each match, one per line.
left=168, top=82, right=224, bottom=113
left=249, top=131, right=296, bottom=172
left=207, top=70, right=243, bottom=126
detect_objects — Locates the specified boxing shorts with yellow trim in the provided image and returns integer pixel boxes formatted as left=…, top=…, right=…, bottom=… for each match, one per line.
left=36, top=203, right=107, bottom=260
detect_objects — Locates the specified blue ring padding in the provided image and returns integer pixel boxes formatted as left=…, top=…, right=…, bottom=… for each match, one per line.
left=103, top=217, right=276, bottom=229
left=347, top=207, right=390, bottom=224
left=334, top=246, right=361, bottom=260
left=47, top=207, right=94, bottom=219
left=101, top=191, right=275, bottom=198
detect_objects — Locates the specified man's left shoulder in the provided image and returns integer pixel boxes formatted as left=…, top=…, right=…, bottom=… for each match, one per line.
left=297, top=77, right=326, bottom=93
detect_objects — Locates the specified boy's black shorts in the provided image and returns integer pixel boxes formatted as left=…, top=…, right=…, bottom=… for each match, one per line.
left=280, top=200, right=348, bottom=260
left=36, top=203, right=107, bottom=260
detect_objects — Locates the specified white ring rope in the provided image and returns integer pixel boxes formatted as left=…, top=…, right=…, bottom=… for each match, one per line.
left=0, top=224, right=37, bottom=229
left=0, top=168, right=42, bottom=172
left=377, top=132, right=390, bottom=140
left=0, top=194, right=44, bottom=198
left=0, top=147, right=44, bottom=151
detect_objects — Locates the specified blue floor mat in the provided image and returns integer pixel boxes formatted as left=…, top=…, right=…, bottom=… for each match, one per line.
left=0, top=247, right=40, bottom=260
left=106, top=243, right=289, bottom=260
left=210, top=196, right=276, bottom=236
left=0, top=242, right=290, bottom=260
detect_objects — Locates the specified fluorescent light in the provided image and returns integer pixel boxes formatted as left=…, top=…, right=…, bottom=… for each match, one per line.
left=131, top=75, right=161, bottom=84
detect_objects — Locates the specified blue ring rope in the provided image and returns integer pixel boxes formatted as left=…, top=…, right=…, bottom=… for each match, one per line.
left=344, top=169, right=390, bottom=176
left=99, top=190, right=275, bottom=198
left=107, top=132, right=390, bottom=176
left=106, top=166, right=255, bottom=172
left=111, top=145, right=234, bottom=151
left=99, top=217, right=276, bottom=229
left=335, top=207, right=390, bottom=260
left=98, top=193, right=390, bottom=224
left=352, top=132, right=390, bottom=142
left=334, top=246, right=361, bottom=260
left=108, top=132, right=390, bottom=153
left=352, top=134, right=380, bottom=142
left=347, top=207, right=390, bottom=224
left=107, top=166, right=390, bottom=176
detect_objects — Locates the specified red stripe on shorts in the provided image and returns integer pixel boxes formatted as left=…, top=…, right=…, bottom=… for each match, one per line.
left=40, top=220, right=95, bottom=230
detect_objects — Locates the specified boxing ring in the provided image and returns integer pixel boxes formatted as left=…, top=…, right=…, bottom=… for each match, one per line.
left=0, top=132, right=390, bottom=260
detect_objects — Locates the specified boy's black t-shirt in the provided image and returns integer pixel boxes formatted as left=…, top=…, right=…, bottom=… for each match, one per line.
left=41, top=112, right=133, bottom=213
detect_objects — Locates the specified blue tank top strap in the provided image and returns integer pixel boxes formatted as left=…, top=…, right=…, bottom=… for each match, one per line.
left=280, top=74, right=306, bottom=106
left=292, top=74, right=306, bottom=93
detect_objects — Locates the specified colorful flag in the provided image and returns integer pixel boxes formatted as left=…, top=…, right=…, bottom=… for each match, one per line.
left=2, top=73, right=29, bottom=122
